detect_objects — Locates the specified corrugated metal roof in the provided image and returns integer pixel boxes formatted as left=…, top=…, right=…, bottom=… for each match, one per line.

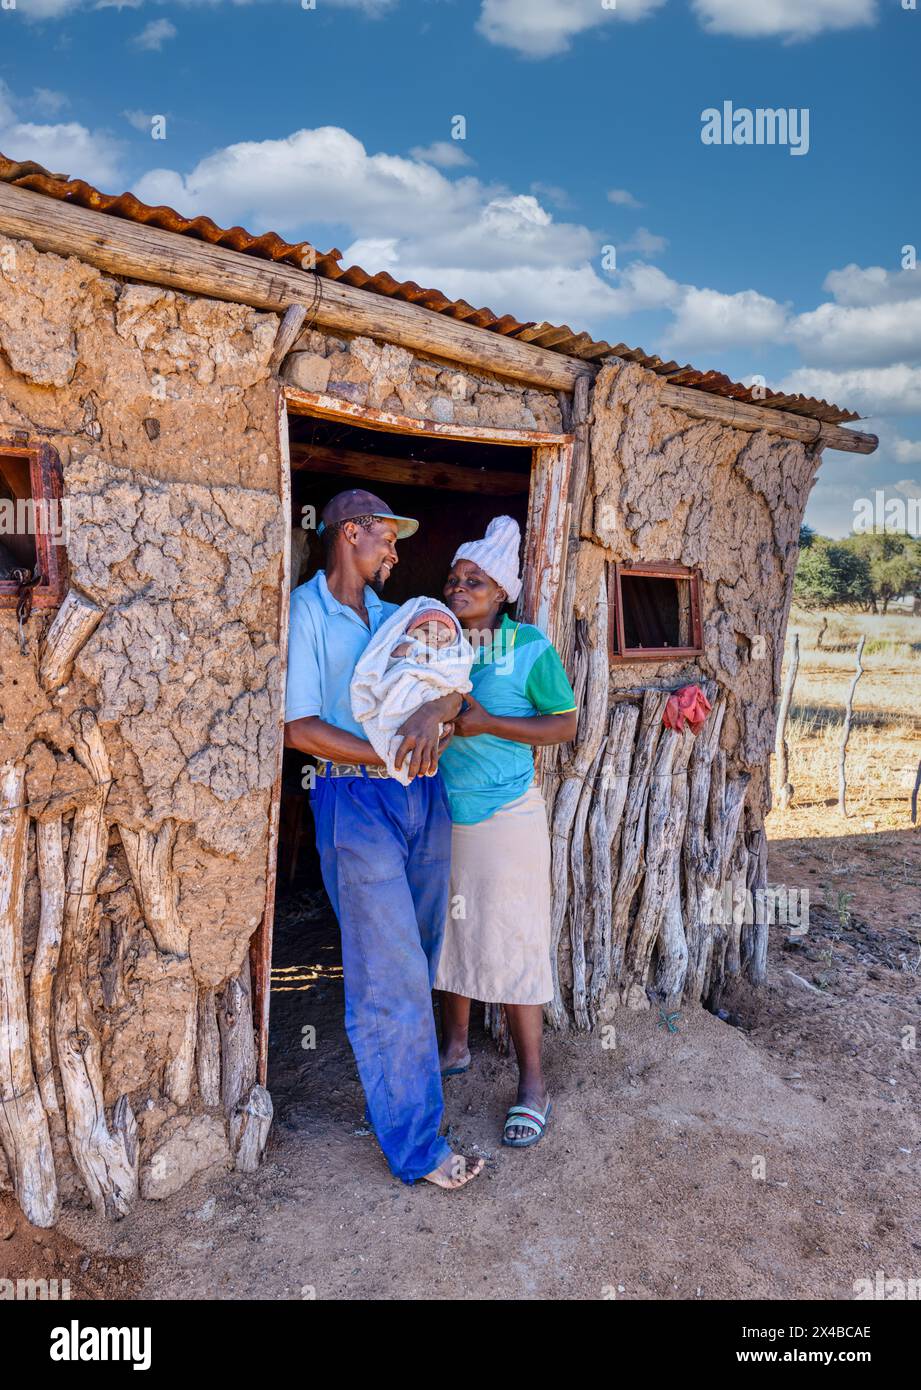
left=0, top=151, right=861, bottom=425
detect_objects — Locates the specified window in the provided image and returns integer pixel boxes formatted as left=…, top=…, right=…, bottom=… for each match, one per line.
left=0, top=441, right=67, bottom=609
left=608, top=561, right=702, bottom=661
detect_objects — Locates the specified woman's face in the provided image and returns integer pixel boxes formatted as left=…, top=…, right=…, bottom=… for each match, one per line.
left=443, top=558, right=506, bottom=629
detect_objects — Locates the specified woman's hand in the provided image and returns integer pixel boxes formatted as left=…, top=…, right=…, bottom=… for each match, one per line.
left=452, top=694, right=496, bottom=738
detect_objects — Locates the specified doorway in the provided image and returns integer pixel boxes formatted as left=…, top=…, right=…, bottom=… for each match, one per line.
left=254, top=390, right=573, bottom=1090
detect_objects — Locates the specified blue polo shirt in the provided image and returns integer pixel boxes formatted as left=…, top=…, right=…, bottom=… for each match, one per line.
left=285, top=570, right=398, bottom=739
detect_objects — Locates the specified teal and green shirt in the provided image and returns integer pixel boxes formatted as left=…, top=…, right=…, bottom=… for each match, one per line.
left=438, top=612, right=576, bottom=825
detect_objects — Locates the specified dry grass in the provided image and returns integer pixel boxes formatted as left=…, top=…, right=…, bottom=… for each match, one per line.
left=768, top=604, right=920, bottom=839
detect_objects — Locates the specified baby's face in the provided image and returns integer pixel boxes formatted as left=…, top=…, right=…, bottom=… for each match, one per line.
left=412, top=620, right=454, bottom=648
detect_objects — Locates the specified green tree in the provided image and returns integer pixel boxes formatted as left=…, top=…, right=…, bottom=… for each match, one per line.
left=841, top=532, right=921, bottom=613
left=793, top=537, right=872, bottom=610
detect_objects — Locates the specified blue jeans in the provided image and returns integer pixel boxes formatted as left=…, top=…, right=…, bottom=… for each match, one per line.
left=310, top=770, right=453, bottom=1182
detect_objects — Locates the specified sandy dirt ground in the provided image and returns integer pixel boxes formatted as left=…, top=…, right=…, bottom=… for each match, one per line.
left=6, top=832, right=917, bottom=1303
left=3, top=606, right=918, bottom=1302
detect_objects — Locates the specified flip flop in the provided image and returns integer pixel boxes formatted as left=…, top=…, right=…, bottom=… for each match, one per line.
left=440, top=1057, right=471, bottom=1078
left=503, top=1100, right=552, bottom=1148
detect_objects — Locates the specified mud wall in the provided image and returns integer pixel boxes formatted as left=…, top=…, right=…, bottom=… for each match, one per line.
left=0, top=233, right=563, bottom=1222
left=580, top=359, right=818, bottom=823
left=544, top=359, right=819, bottom=1032
left=0, top=234, right=287, bottom=1216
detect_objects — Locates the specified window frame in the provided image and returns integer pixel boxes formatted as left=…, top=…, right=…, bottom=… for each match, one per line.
left=0, top=440, right=68, bottom=610
left=608, top=560, right=703, bottom=662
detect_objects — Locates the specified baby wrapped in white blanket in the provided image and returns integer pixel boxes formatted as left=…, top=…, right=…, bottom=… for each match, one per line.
left=350, top=596, right=474, bottom=785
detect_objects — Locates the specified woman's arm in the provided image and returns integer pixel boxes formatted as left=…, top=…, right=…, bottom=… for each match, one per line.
left=452, top=696, right=577, bottom=747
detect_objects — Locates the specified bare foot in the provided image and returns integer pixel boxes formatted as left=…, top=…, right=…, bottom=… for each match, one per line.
left=438, top=1045, right=471, bottom=1076
left=421, top=1152, right=484, bottom=1190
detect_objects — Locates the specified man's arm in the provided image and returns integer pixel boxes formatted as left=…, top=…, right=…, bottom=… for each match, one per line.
left=285, top=691, right=462, bottom=777
left=285, top=716, right=386, bottom=765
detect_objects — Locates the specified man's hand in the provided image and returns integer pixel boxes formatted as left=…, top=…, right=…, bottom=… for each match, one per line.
left=452, top=694, right=495, bottom=738
left=394, top=693, right=462, bottom=779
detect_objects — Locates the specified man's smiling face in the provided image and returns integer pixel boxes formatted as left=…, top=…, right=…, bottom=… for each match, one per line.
left=350, top=517, right=399, bottom=593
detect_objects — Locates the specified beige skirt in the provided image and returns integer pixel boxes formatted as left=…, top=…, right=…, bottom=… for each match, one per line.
left=434, top=783, right=554, bottom=1006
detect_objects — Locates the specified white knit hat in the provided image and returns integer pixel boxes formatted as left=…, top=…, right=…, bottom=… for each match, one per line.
left=452, top=515, right=522, bottom=602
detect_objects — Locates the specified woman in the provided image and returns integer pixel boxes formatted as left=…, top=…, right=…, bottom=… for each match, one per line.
left=435, top=516, right=578, bottom=1148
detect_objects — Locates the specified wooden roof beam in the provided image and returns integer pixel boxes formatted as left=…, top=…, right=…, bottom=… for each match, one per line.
left=0, top=181, right=878, bottom=454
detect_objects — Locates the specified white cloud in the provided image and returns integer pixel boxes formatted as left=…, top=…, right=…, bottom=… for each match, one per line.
left=895, top=442, right=921, bottom=467
left=622, top=226, right=668, bottom=257
left=409, top=141, right=474, bottom=169
left=132, top=19, right=177, bottom=51
left=124, top=109, right=155, bottom=132
left=663, top=286, right=789, bottom=352
left=0, top=80, right=125, bottom=187
left=132, top=127, right=631, bottom=326
left=779, top=366, right=921, bottom=418
left=531, top=181, right=573, bottom=209
left=608, top=188, right=643, bottom=209
left=476, top=0, right=665, bottom=59
left=31, top=88, right=69, bottom=117
left=823, top=262, right=920, bottom=308
left=790, top=297, right=921, bottom=370
left=691, top=0, right=877, bottom=42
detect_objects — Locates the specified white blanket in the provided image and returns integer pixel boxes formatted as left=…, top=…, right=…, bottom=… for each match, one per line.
left=350, top=596, right=474, bottom=784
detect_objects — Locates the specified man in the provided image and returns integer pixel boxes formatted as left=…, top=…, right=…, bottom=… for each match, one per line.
left=284, top=488, right=483, bottom=1191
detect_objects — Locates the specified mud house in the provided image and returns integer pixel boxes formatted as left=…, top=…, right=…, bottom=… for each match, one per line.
left=0, top=152, right=878, bottom=1229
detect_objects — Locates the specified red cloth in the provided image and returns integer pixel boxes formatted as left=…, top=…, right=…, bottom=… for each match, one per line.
left=663, top=683, right=712, bottom=736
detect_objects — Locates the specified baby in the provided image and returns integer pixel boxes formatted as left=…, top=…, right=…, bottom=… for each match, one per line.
left=389, top=607, right=459, bottom=663
left=350, top=597, right=474, bottom=785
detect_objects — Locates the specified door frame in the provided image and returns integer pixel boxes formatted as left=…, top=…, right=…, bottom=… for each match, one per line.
left=251, top=386, right=574, bottom=1084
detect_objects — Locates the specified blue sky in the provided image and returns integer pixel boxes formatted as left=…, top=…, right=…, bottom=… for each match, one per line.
left=2, top=0, right=919, bottom=536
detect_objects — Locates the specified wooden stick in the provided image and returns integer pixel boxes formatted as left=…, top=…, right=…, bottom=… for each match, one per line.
left=774, top=630, right=799, bottom=810
left=683, top=692, right=725, bottom=1001
left=196, top=988, right=221, bottom=1108
left=55, top=713, right=138, bottom=1219
left=118, top=821, right=197, bottom=1106
left=219, top=958, right=257, bottom=1115
left=546, top=574, right=609, bottom=1029
left=569, top=742, right=605, bottom=1031
left=587, top=702, right=641, bottom=1017
left=229, top=1083, right=273, bottom=1173
left=838, top=634, right=866, bottom=817
left=703, top=775, right=751, bottom=1005
left=610, top=689, right=671, bottom=985
left=658, top=383, right=877, bottom=455
left=0, top=762, right=59, bottom=1227
left=556, top=374, right=592, bottom=674
left=289, top=441, right=529, bottom=494
left=625, top=729, right=682, bottom=988
left=38, top=589, right=103, bottom=692
left=30, top=817, right=65, bottom=1117
left=741, top=828, right=769, bottom=986
left=268, top=304, right=309, bottom=374
left=650, top=729, right=694, bottom=1004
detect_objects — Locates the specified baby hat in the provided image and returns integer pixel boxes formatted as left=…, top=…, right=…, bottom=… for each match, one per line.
left=406, top=608, right=458, bottom=636
left=452, top=515, right=522, bottom=602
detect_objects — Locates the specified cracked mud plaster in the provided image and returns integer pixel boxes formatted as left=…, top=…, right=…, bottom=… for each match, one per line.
left=1, top=237, right=284, bottom=1120
left=583, top=360, right=820, bottom=822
